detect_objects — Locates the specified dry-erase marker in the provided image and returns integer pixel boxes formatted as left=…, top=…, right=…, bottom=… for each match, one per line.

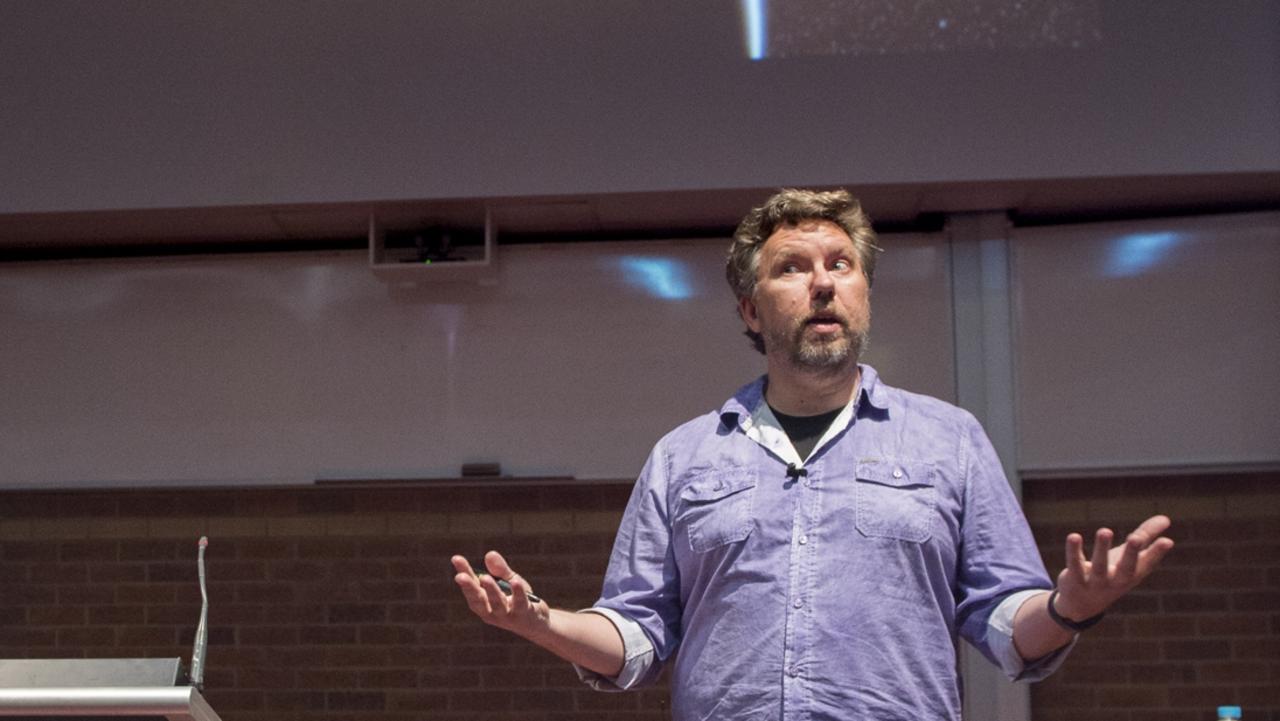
left=478, top=572, right=543, bottom=604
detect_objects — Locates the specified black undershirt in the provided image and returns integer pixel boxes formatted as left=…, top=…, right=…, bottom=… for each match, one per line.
left=769, top=404, right=843, bottom=462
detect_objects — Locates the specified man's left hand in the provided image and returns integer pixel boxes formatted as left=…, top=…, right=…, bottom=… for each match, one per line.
left=1052, top=514, right=1175, bottom=622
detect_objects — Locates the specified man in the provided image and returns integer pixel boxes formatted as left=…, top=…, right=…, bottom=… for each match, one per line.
left=452, top=189, right=1173, bottom=720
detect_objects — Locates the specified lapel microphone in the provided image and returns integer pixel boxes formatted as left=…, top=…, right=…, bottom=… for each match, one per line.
left=785, top=463, right=808, bottom=482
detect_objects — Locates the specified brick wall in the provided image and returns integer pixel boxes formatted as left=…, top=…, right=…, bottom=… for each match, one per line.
left=1, top=473, right=1276, bottom=721
left=1022, top=472, right=1280, bottom=721
left=0, top=482, right=669, bottom=721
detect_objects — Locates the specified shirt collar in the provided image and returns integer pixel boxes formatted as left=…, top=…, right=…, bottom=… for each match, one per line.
left=858, top=364, right=891, bottom=413
left=718, top=363, right=891, bottom=433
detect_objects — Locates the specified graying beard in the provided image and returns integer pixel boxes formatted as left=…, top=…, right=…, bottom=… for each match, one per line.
left=792, top=329, right=868, bottom=369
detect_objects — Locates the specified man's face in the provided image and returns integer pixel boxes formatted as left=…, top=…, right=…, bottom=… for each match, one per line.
left=739, top=220, right=870, bottom=370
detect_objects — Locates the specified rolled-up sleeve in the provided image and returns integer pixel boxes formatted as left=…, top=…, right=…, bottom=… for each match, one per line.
left=986, top=590, right=1077, bottom=681
left=573, top=608, right=657, bottom=691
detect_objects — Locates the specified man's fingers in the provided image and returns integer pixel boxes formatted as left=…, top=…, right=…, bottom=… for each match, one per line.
left=483, top=551, right=541, bottom=604
left=1090, top=528, right=1113, bottom=573
left=1133, top=514, right=1172, bottom=541
left=1055, top=518, right=1175, bottom=620
left=508, top=572, right=543, bottom=606
left=1065, top=532, right=1087, bottom=579
left=509, top=579, right=531, bottom=612
left=451, top=555, right=493, bottom=613
left=484, top=550, right=514, bottom=579
left=1112, top=515, right=1173, bottom=581
left=452, top=550, right=545, bottom=628
left=451, top=553, right=513, bottom=617
left=453, top=572, right=492, bottom=615
left=1134, top=537, right=1176, bottom=577
left=1114, top=531, right=1143, bottom=579
left=451, top=555, right=477, bottom=578
left=478, top=573, right=511, bottom=612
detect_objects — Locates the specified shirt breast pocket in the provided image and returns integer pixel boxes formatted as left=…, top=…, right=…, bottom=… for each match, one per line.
left=854, top=460, right=936, bottom=543
left=677, top=471, right=758, bottom=553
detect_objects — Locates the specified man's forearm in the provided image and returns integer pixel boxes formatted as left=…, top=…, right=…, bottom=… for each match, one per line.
left=1011, top=590, right=1076, bottom=661
left=522, top=608, right=626, bottom=678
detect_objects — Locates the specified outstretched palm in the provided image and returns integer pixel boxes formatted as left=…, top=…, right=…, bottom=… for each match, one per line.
left=1054, top=514, right=1175, bottom=621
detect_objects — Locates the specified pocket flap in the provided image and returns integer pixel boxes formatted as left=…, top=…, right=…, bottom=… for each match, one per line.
left=855, top=460, right=935, bottom=488
left=679, top=470, right=758, bottom=502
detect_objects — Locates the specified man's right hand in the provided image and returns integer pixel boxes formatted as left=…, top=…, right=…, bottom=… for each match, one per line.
left=451, top=550, right=549, bottom=639
left=450, top=550, right=627, bottom=677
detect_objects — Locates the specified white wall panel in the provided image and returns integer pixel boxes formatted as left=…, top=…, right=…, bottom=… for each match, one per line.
left=1, top=2, right=1275, bottom=214
left=0, top=233, right=951, bottom=488
left=1012, top=213, right=1280, bottom=473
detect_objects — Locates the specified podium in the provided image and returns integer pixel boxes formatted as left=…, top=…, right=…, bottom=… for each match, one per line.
left=0, top=659, right=221, bottom=721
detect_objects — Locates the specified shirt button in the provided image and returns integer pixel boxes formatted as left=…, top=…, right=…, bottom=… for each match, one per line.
left=892, top=467, right=904, bottom=479
left=798, top=535, right=808, bottom=545
left=793, top=598, right=803, bottom=608
left=788, top=666, right=799, bottom=678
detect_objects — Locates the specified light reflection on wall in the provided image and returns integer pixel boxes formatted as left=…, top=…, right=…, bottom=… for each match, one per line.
left=742, top=0, right=768, bottom=60
left=1104, top=231, right=1185, bottom=278
left=615, top=256, right=696, bottom=300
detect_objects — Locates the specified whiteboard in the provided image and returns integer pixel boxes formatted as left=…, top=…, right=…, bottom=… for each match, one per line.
left=0, top=234, right=953, bottom=488
left=1012, top=212, right=1280, bottom=474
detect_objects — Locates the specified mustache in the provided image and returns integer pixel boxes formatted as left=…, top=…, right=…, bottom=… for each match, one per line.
left=802, top=307, right=849, bottom=327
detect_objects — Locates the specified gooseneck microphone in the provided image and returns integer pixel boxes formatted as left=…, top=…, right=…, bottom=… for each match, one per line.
left=190, top=536, right=209, bottom=690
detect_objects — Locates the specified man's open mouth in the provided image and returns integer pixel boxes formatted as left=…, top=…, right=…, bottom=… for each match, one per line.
left=803, top=315, right=844, bottom=327
left=805, top=313, right=844, bottom=330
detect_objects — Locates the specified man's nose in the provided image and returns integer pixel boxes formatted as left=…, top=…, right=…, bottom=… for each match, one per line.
left=811, top=265, right=836, bottom=296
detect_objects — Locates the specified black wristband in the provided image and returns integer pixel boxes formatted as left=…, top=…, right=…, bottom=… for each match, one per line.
left=1046, top=589, right=1105, bottom=632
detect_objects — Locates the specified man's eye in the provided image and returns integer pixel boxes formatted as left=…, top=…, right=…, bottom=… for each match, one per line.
left=833, top=259, right=851, bottom=271
left=781, top=263, right=800, bottom=274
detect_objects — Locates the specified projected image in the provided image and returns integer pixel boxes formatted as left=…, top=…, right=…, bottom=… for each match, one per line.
left=743, top=0, right=1102, bottom=60
left=612, top=256, right=696, bottom=300
left=1103, top=231, right=1187, bottom=278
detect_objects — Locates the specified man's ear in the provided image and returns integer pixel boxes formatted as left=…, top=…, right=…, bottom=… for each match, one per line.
left=738, top=295, right=762, bottom=334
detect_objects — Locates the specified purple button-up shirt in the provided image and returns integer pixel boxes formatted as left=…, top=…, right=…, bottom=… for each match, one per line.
left=590, top=366, right=1056, bottom=721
